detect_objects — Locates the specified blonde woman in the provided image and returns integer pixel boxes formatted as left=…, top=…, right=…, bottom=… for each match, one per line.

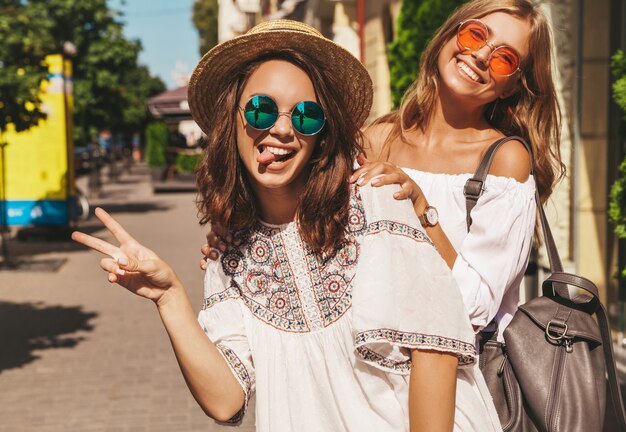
left=352, top=0, right=563, bottom=344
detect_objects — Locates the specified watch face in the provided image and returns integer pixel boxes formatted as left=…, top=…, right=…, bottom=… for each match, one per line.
left=425, top=207, right=438, bottom=225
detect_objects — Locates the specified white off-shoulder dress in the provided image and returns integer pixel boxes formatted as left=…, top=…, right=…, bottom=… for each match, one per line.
left=402, top=168, right=537, bottom=340
left=198, top=183, right=501, bottom=431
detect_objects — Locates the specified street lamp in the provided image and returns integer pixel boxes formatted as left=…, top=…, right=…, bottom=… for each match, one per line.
left=61, top=41, right=77, bottom=228
left=0, top=139, right=14, bottom=268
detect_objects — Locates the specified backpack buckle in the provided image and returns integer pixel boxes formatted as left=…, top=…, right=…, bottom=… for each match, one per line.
left=464, top=178, right=484, bottom=199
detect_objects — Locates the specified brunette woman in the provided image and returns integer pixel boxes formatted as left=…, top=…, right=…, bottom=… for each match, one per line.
left=73, top=20, right=500, bottom=432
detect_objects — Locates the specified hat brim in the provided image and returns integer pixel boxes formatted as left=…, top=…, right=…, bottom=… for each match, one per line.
left=188, top=26, right=373, bottom=136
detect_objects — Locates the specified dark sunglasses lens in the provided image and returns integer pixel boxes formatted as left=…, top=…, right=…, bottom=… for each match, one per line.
left=291, top=101, right=325, bottom=135
left=458, top=21, right=487, bottom=50
left=244, top=95, right=278, bottom=130
left=490, top=47, right=519, bottom=76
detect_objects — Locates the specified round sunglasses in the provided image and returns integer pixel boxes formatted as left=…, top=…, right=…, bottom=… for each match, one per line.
left=240, top=95, right=326, bottom=136
left=456, top=19, right=521, bottom=77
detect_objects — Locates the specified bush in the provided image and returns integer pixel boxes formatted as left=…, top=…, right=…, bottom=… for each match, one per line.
left=144, top=122, right=168, bottom=167
left=387, top=0, right=467, bottom=108
left=609, top=50, right=626, bottom=283
left=175, top=153, right=202, bottom=174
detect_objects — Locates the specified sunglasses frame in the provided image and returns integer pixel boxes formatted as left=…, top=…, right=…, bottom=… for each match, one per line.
left=239, top=95, right=326, bottom=136
left=456, top=19, right=522, bottom=77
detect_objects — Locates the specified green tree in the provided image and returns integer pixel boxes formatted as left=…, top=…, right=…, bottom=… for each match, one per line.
left=0, top=0, right=53, bottom=134
left=28, top=0, right=165, bottom=144
left=193, top=0, right=218, bottom=56
left=387, top=0, right=467, bottom=108
left=119, top=65, right=165, bottom=136
left=609, top=49, right=626, bottom=281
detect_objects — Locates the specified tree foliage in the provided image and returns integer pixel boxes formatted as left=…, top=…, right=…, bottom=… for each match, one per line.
left=27, top=0, right=165, bottom=144
left=387, top=0, right=467, bottom=108
left=0, top=1, right=53, bottom=134
left=612, top=50, right=626, bottom=121
left=1, top=0, right=165, bottom=144
left=609, top=50, right=626, bottom=281
left=192, top=0, right=218, bottom=56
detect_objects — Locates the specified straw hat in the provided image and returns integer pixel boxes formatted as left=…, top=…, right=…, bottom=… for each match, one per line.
left=188, top=19, right=373, bottom=136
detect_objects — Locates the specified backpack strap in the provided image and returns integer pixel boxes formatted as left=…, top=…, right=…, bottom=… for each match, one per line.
left=465, top=136, right=626, bottom=428
left=463, top=136, right=563, bottom=272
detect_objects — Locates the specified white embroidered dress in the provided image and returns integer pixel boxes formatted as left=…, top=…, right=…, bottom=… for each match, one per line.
left=403, top=168, right=537, bottom=340
left=198, top=184, right=501, bottom=431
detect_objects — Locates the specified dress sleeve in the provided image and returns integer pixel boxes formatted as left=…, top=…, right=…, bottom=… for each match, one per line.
left=197, top=257, right=255, bottom=424
left=452, top=176, right=536, bottom=330
left=352, top=183, right=476, bottom=375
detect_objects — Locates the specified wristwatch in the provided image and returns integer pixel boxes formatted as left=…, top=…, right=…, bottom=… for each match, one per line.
left=418, top=206, right=439, bottom=228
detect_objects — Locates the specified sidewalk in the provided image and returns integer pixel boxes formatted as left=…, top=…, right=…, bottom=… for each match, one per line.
left=0, top=163, right=255, bottom=432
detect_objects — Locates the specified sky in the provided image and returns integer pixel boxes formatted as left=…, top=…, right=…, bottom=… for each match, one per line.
left=109, top=0, right=200, bottom=90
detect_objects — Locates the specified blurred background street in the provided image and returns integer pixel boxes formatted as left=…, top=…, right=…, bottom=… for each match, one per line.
left=1, top=0, right=626, bottom=430
left=0, top=163, right=255, bottom=432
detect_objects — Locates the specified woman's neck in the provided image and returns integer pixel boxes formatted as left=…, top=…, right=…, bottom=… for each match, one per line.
left=419, top=89, right=499, bottom=146
left=253, top=184, right=301, bottom=225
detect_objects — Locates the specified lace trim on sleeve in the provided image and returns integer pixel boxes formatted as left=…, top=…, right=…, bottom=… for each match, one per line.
left=355, top=328, right=476, bottom=374
left=203, top=286, right=241, bottom=310
left=366, top=220, right=433, bottom=246
left=215, top=343, right=254, bottom=424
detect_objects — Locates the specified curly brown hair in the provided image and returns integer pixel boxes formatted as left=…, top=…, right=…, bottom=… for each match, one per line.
left=195, top=50, right=364, bottom=254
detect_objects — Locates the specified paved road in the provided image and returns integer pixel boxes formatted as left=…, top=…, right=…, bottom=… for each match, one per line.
left=0, top=164, right=256, bottom=432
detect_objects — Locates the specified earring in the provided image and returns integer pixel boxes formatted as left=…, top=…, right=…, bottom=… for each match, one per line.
left=489, top=99, right=499, bottom=121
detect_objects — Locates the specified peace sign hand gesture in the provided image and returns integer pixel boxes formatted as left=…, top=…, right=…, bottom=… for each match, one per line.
left=72, top=207, right=181, bottom=306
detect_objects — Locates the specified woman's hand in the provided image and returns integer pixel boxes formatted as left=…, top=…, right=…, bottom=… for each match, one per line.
left=199, top=224, right=231, bottom=270
left=72, top=207, right=181, bottom=305
left=350, top=155, right=426, bottom=207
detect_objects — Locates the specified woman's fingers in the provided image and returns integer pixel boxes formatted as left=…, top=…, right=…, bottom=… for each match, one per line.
left=207, top=233, right=226, bottom=251
left=100, top=257, right=125, bottom=276
left=354, top=164, right=389, bottom=185
left=356, top=153, right=370, bottom=166
left=72, top=231, right=120, bottom=258
left=201, top=244, right=211, bottom=256
left=211, top=223, right=232, bottom=244
left=118, top=255, right=157, bottom=274
left=370, top=172, right=401, bottom=186
left=95, top=207, right=136, bottom=245
left=349, top=161, right=375, bottom=183
left=393, top=183, right=413, bottom=200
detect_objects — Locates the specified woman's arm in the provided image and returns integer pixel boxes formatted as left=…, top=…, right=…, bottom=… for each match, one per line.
left=156, top=288, right=245, bottom=421
left=72, top=208, right=245, bottom=421
left=412, top=198, right=458, bottom=269
left=409, top=350, right=458, bottom=432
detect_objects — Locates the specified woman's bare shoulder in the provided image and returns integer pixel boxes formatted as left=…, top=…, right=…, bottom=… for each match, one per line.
left=488, top=138, right=531, bottom=182
left=362, top=122, right=396, bottom=160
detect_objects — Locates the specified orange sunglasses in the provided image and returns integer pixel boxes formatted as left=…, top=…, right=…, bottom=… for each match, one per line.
left=456, top=19, right=521, bottom=77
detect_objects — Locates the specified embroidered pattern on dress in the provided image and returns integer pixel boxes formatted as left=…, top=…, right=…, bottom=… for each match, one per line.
left=209, top=186, right=366, bottom=333
left=204, top=285, right=241, bottom=309
left=216, top=343, right=254, bottom=423
left=355, top=329, right=476, bottom=368
left=355, top=345, right=411, bottom=373
left=367, top=220, right=433, bottom=245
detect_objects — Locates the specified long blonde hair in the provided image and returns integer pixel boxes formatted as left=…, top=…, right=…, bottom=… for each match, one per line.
left=377, top=0, right=564, bottom=203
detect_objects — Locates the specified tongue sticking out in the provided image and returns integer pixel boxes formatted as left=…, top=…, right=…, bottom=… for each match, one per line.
left=257, top=148, right=279, bottom=164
